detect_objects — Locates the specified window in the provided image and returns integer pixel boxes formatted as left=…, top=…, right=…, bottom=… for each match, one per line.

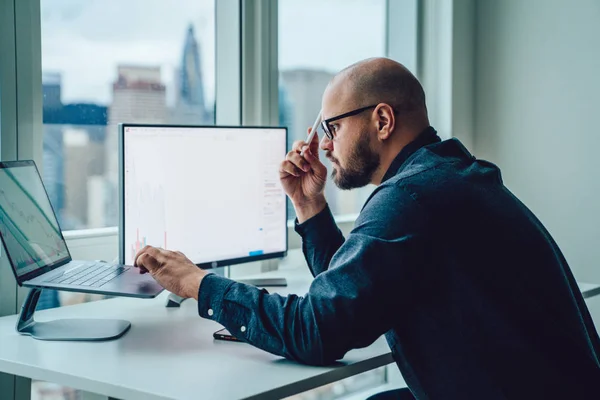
left=278, top=0, right=388, bottom=394
left=279, top=0, right=386, bottom=219
left=35, top=2, right=215, bottom=398
left=41, top=0, right=216, bottom=231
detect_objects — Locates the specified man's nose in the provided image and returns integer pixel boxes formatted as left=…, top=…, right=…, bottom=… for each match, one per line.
left=320, top=135, right=333, bottom=151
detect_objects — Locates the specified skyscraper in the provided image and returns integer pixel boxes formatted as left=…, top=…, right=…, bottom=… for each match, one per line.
left=104, top=65, right=168, bottom=226
left=280, top=69, right=333, bottom=145
left=109, top=66, right=167, bottom=124
left=180, top=24, right=206, bottom=111
left=42, top=72, right=109, bottom=230
left=42, top=72, right=65, bottom=226
left=40, top=72, right=64, bottom=310
left=171, top=24, right=211, bottom=124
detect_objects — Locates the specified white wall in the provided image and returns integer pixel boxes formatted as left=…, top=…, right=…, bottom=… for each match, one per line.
left=474, top=0, right=600, bottom=283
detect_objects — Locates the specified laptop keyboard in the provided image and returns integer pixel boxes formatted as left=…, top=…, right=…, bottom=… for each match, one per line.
left=45, top=262, right=130, bottom=287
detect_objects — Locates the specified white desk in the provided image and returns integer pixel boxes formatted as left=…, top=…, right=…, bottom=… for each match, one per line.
left=0, top=257, right=393, bottom=400
left=1, top=252, right=599, bottom=400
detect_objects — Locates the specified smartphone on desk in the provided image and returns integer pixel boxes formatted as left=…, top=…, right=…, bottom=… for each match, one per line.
left=213, top=328, right=244, bottom=342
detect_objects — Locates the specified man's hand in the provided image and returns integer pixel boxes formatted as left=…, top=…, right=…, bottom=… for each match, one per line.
left=279, top=128, right=327, bottom=222
left=134, top=246, right=207, bottom=300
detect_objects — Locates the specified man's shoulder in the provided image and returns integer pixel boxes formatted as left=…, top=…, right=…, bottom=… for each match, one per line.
left=395, top=138, right=472, bottom=180
left=386, top=138, right=501, bottom=190
left=354, top=181, right=426, bottom=240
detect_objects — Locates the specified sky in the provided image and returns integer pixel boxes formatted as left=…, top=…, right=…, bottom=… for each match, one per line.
left=41, top=0, right=386, bottom=106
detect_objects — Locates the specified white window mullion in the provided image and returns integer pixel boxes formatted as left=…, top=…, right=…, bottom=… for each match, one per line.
left=386, top=0, right=419, bottom=75
left=0, top=0, right=18, bottom=162
left=14, top=0, right=43, bottom=165
left=0, top=0, right=20, bottom=325
left=216, top=0, right=242, bottom=125
left=417, top=0, right=475, bottom=148
left=241, top=0, right=278, bottom=126
left=0, top=2, right=21, bottom=398
left=0, top=1, right=39, bottom=398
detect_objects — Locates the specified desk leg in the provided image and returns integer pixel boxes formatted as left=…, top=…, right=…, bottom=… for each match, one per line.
left=0, top=373, right=31, bottom=400
left=0, top=372, right=15, bottom=399
left=15, top=376, right=31, bottom=400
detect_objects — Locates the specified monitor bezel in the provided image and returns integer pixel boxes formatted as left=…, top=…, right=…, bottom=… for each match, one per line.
left=0, top=160, right=72, bottom=285
left=118, top=123, right=288, bottom=269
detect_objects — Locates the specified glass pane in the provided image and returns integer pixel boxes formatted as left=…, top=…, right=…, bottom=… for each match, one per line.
left=41, top=0, right=215, bottom=232
left=38, top=1, right=215, bottom=397
left=279, top=0, right=386, bottom=218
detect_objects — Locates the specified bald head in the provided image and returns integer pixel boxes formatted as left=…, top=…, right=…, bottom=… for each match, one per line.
left=319, top=58, right=431, bottom=188
left=326, top=58, right=428, bottom=122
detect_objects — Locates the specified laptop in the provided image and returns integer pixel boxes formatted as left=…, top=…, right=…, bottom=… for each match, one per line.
left=0, top=160, right=163, bottom=298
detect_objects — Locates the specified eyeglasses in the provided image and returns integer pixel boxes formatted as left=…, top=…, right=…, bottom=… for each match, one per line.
left=320, top=104, right=378, bottom=140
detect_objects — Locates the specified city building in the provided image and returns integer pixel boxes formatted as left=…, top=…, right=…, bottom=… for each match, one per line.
left=42, top=72, right=65, bottom=225
left=104, top=65, right=168, bottom=226
left=170, top=25, right=212, bottom=125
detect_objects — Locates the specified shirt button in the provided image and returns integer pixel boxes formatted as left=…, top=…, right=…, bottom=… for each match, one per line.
left=208, top=309, right=214, bottom=316
left=240, top=326, right=246, bottom=333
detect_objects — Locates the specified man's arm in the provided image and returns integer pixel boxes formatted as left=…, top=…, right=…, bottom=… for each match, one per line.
left=294, top=204, right=345, bottom=277
left=198, top=186, right=428, bottom=365
left=133, top=185, right=426, bottom=366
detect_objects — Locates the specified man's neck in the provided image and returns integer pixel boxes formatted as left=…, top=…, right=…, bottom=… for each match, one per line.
left=372, top=150, right=401, bottom=186
left=372, top=135, right=418, bottom=185
left=371, top=124, right=433, bottom=186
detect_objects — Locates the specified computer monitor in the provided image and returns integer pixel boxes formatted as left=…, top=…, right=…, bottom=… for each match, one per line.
left=118, top=124, right=288, bottom=274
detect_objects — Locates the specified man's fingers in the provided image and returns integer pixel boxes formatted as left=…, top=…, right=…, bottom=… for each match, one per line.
left=279, top=160, right=301, bottom=178
left=292, top=139, right=308, bottom=153
left=286, top=150, right=310, bottom=172
left=134, top=245, right=166, bottom=269
left=309, top=129, right=320, bottom=151
left=136, top=252, right=161, bottom=273
left=134, top=245, right=153, bottom=267
left=303, top=130, right=320, bottom=162
left=302, top=147, right=325, bottom=173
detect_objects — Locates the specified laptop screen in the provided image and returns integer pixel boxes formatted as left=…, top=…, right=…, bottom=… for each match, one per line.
left=0, top=161, right=70, bottom=280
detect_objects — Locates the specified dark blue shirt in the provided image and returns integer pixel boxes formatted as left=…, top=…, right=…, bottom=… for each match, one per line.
left=198, top=127, right=600, bottom=399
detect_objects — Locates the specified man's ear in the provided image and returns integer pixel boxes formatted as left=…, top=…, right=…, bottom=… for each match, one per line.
left=376, top=104, right=395, bottom=141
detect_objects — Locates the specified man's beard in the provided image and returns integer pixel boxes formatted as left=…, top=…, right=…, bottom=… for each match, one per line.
left=329, top=133, right=380, bottom=190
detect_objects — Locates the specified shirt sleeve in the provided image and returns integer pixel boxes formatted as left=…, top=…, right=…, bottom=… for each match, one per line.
left=198, top=185, right=428, bottom=365
left=294, top=204, right=345, bottom=277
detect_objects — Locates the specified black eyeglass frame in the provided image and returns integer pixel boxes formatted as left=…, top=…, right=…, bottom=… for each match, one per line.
left=320, top=104, right=378, bottom=140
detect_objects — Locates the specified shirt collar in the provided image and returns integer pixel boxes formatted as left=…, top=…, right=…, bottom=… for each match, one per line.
left=381, top=126, right=441, bottom=183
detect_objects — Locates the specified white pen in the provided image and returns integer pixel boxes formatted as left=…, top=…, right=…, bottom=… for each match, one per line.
left=300, top=110, right=322, bottom=157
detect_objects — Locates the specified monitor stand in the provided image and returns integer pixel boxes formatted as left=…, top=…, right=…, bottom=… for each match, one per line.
left=164, top=277, right=288, bottom=308
left=16, top=288, right=131, bottom=341
left=165, top=293, right=186, bottom=307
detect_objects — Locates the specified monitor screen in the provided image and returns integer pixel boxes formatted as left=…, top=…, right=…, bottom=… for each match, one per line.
left=119, top=125, right=287, bottom=267
left=0, top=161, right=70, bottom=280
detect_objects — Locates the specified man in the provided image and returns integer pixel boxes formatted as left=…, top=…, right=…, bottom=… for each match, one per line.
left=134, top=58, right=600, bottom=399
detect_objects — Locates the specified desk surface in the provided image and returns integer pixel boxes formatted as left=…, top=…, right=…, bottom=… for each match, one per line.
left=0, top=252, right=599, bottom=400
left=0, top=257, right=393, bottom=400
